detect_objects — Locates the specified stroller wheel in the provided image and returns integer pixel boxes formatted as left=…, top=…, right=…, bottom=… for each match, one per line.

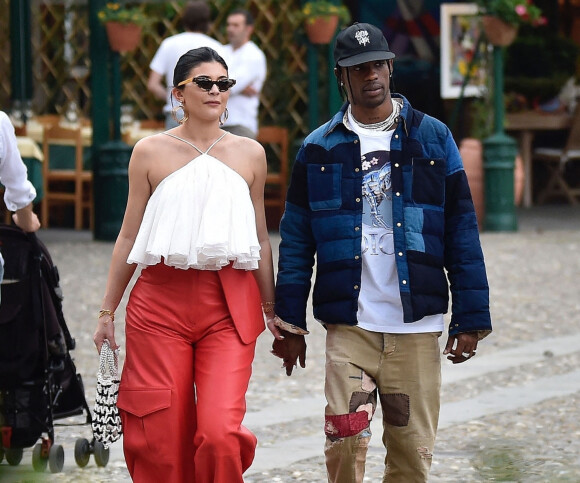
left=32, top=443, right=48, bottom=472
left=48, top=444, right=64, bottom=473
left=93, top=441, right=110, bottom=467
left=74, top=438, right=91, bottom=467
left=5, top=447, right=23, bottom=466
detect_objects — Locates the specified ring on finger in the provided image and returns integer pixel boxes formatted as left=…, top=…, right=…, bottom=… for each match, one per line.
left=461, top=351, right=470, bottom=357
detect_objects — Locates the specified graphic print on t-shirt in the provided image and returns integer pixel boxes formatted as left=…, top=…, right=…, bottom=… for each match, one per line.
left=361, top=151, right=392, bottom=230
left=361, top=150, right=394, bottom=259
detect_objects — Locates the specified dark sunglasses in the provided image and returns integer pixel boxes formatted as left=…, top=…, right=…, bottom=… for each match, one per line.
left=177, top=76, right=236, bottom=92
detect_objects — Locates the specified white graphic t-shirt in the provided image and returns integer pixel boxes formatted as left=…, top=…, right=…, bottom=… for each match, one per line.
left=348, top=111, right=444, bottom=334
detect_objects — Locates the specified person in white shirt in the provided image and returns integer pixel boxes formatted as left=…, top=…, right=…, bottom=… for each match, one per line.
left=147, top=1, right=225, bottom=129
left=0, top=110, right=41, bottom=292
left=221, top=9, right=267, bottom=139
left=0, top=111, right=40, bottom=233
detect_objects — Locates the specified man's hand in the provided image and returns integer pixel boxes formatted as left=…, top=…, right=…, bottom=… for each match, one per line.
left=443, top=332, right=478, bottom=364
left=241, top=85, right=259, bottom=97
left=271, top=331, right=307, bottom=376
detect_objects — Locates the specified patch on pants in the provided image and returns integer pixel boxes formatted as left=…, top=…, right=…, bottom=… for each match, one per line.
left=349, top=391, right=376, bottom=420
left=324, top=411, right=369, bottom=439
left=380, top=393, right=410, bottom=427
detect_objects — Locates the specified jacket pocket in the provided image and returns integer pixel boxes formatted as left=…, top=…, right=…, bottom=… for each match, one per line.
left=411, top=158, right=445, bottom=206
left=307, top=163, right=342, bottom=211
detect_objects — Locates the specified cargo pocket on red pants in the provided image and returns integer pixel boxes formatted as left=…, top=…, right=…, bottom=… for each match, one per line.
left=117, top=387, right=172, bottom=455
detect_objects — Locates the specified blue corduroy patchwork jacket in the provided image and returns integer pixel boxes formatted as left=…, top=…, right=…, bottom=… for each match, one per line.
left=275, top=95, right=491, bottom=338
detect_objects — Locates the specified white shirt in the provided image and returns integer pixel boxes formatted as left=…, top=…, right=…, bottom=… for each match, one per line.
left=0, top=111, right=37, bottom=212
left=0, top=111, right=37, bottom=271
left=222, top=41, right=267, bottom=135
left=348, top=111, right=443, bottom=334
left=149, top=32, right=225, bottom=113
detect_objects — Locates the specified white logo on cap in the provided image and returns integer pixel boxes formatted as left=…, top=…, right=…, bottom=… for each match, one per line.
left=355, top=30, right=370, bottom=46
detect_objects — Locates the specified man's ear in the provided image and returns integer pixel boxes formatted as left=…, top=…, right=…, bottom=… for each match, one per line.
left=334, top=67, right=343, bottom=85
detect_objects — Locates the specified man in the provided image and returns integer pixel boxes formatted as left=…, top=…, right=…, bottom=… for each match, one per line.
left=271, top=23, right=492, bottom=482
left=221, top=9, right=267, bottom=139
left=147, top=1, right=224, bottom=128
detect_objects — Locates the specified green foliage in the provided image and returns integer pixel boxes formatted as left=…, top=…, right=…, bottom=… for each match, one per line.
left=474, top=0, right=546, bottom=27
left=301, top=1, right=351, bottom=26
left=98, top=2, right=148, bottom=26
left=505, top=33, right=579, bottom=102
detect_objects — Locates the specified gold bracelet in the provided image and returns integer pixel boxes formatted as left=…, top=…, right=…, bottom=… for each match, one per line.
left=261, top=301, right=275, bottom=314
left=98, top=309, right=115, bottom=322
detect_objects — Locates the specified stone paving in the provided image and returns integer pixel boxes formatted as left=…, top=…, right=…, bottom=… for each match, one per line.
left=1, top=205, right=579, bottom=482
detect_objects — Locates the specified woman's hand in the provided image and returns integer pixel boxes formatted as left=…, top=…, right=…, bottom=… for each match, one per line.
left=93, top=312, right=118, bottom=353
left=266, top=313, right=284, bottom=340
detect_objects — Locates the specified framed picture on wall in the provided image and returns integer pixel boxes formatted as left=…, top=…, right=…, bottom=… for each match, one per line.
left=440, top=3, right=486, bottom=99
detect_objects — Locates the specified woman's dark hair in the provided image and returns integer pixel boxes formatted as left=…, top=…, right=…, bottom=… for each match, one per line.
left=173, top=47, right=229, bottom=88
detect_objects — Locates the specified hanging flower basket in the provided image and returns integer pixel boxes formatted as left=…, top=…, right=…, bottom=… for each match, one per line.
left=481, top=16, right=518, bottom=46
left=304, top=15, right=339, bottom=44
left=105, top=22, right=142, bottom=53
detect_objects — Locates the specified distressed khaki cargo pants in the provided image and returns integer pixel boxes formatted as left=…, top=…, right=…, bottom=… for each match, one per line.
left=324, top=325, right=442, bottom=483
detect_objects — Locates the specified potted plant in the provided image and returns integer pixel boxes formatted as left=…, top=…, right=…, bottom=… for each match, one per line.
left=474, top=0, right=546, bottom=46
left=301, top=1, right=351, bottom=44
left=98, top=2, right=148, bottom=53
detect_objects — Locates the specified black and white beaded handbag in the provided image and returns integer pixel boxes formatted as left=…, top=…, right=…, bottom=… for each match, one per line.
left=92, top=340, right=122, bottom=448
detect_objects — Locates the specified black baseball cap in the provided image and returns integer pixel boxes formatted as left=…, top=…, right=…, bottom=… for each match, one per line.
left=333, top=23, right=395, bottom=67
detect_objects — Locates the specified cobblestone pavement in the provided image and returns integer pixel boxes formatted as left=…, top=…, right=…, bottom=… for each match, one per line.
left=1, top=206, right=579, bottom=482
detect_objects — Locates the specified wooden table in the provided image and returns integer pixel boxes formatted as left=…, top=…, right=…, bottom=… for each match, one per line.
left=505, top=111, right=572, bottom=208
left=25, top=119, right=93, bottom=146
left=25, top=118, right=162, bottom=147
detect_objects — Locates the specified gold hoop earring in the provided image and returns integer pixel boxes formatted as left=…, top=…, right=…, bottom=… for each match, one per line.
left=219, top=107, right=229, bottom=127
left=172, top=104, right=188, bottom=125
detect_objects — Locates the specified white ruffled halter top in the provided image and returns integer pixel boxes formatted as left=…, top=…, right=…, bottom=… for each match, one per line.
left=127, top=131, right=261, bottom=271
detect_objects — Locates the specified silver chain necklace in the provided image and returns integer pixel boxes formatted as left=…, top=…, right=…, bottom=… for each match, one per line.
left=349, top=98, right=401, bottom=131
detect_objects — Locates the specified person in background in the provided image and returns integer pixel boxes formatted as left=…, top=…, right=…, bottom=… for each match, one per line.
left=271, top=23, right=492, bottom=482
left=147, top=1, right=224, bottom=129
left=0, top=110, right=41, bottom=297
left=221, top=8, right=267, bottom=139
left=94, top=47, right=278, bottom=482
left=0, top=110, right=40, bottom=232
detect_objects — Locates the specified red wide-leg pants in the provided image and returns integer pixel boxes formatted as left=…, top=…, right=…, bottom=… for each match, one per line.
left=116, top=263, right=259, bottom=482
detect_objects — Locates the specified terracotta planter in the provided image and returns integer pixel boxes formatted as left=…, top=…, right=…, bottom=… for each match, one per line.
left=460, top=138, right=485, bottom=228
left=514, top=153, right=524, bottom=206
left=460, top=138, right=526, bottom=228
left=105, top=22, right=142, bottom=53
left=304, top=15, right=339, bottom=44
left=481, top=16, right=518, bottom=46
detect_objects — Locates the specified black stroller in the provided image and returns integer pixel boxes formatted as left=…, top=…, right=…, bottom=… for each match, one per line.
left=0, top=224, right=109, bottom=473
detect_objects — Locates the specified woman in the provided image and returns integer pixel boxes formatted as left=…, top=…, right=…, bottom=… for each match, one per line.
left=93, top=47, right=280, bottom=482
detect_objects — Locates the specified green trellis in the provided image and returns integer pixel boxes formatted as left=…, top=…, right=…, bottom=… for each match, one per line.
left=0, top=0, right=326, bottom=143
